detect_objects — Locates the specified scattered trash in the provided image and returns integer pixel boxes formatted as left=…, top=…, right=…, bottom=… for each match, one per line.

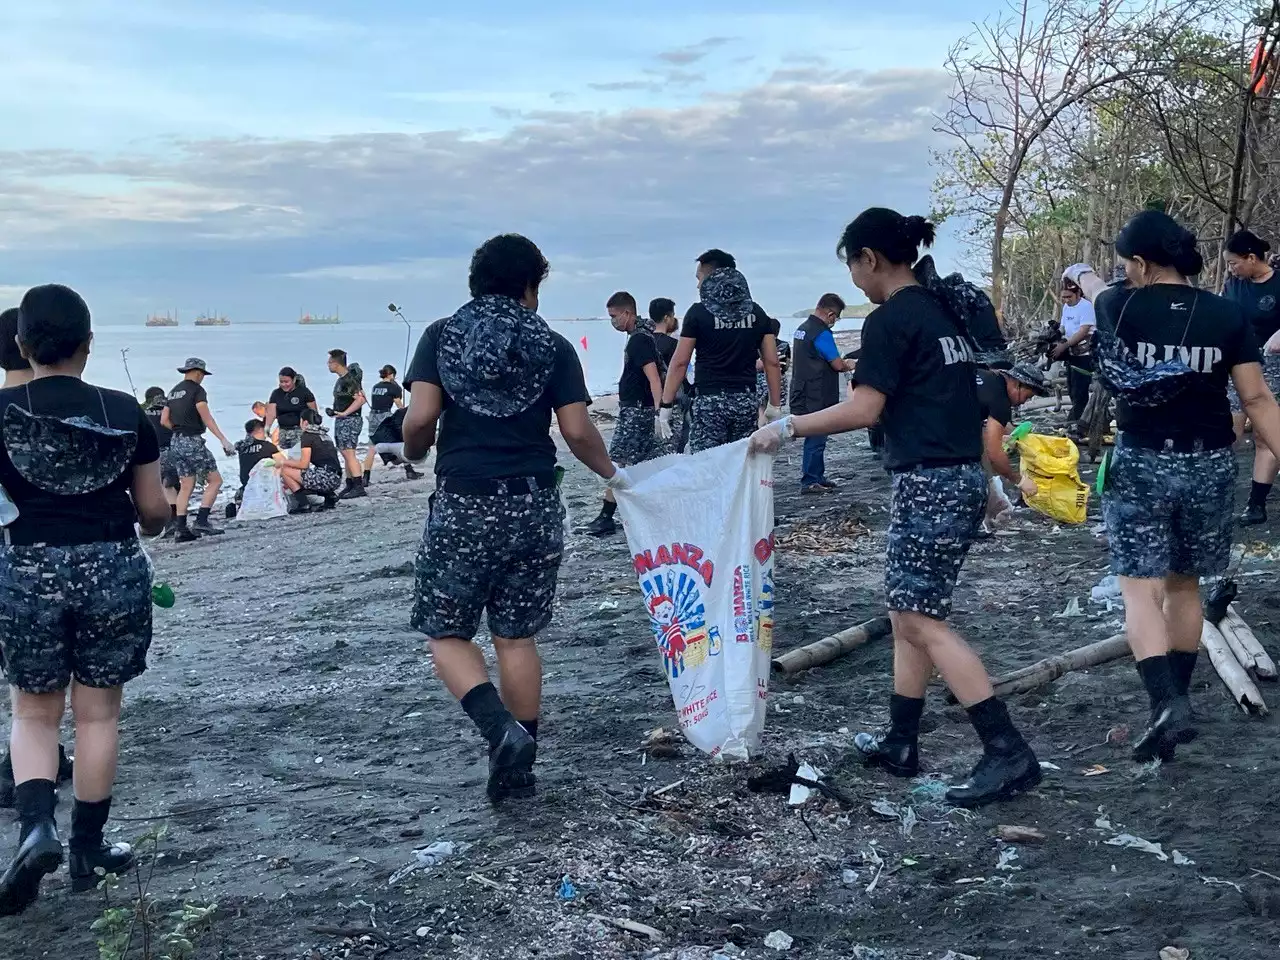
left=597, top=600, right=619, bottom=611
left=792, top=695, right=806, bottom=706
left=764, top=930, right=794, bottom=951
left=862, top=845, right=887, bottom=894
left=788, top=763, right=823, bottom=805
left=1105, top=724, right=1130, bottom=745
left=901, top=857, right=918, bottom=866
left=996, top=847, right=1021, bottom=871
left=909, top=777, right=951, bottom=804
left=1201, top=876, right=1242, bottom=893
left=841, top=868, right=860, bottom=887
left=557, top=876, right=577, bottom=900
left=997, top=825, right=1046, bottom=844
left=1104, top=833, right=1193, bottom=865
left=388, top=840, right=471, bottom=886
left=1039, top=761, right=1062, bottom=771
left=416, top=927, right=429, bottom=938
left=1090, top=575, right=1122, bottom=603
left=900, top=805, right=918, bottom=839
left=1172, top=850, right=1194, bottom=866
left=1159, top=948, right=1190, bottom=960
left=940, top=953, right=980, bottom=960
left=1082, top=764, right=1110, bottom=777
left=870, top=799, right=900, bottom=820
left=1054, top=597, right=1085, bottom=618
left=643, top=727, right=681, bottom=759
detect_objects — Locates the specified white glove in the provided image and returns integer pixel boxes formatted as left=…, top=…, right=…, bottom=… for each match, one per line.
left=221, top=441, right=235, bottom=457
left=764, top=403, right=784, bottom=422
left=748, top=416, right=795, bottom=456
left=606, top=465, right=633, bottom=491
left=1062, top=263, right=1095, bottom=285
left=655, top=406, right=673, bottom=441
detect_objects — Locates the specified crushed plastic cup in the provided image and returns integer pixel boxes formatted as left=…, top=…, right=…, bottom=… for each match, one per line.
left=151, top=582, right=176, bottom=608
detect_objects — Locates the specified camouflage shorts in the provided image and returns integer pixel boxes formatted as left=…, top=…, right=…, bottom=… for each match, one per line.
left=367, top=411, right=393, bottom=443
left=1103, top=439, right=1236, bottom=578
left=158, top=448, right=179, bottom=489
left=0, top=539, right=152, bottom=692
left=168, top=433, right=217, bottom=478
left=608, top=405, right=669, bottom=466
left=1228, top=354, right=1280, bottom=413
left=756, top=371, right=769, bottom=405
left=412, top=488, right=565, bottom=640
left=885, top=463, right=986, bottom=620
left=277, top=427, right=302, bottom=450
left=690, top=391, right=757, bottom=453
left=333, top=414, right=362, bottom=451
left=301, top=465, right=342, bottom=493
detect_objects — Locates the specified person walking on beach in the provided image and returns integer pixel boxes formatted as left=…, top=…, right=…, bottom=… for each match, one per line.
left=658, top=250, right=782, bottom=452
left=263, top=367, right=316, bottom=451
left=1051, top=269, right=1096, bottom=430
left=1224, top=229, right=1280, bottom=526
left=0, top=284, right=169, bottom=915
left=790, top=293, right=851, bottom=493
left=163, top=359, right=234, bottom=542
left=362, top=365, right=419, bottom=485
left=650, top=298, right=692, bottom=452
left=142, top=386, right=181, bottom=537
left=587, top=292, right=667, bottom=537
left=1070, top=213, right=1280, bottom=761
left=327, top=350, right=366, bottom=500
left=749, top=208, right=1040, bottom=808
left=401, top=233, right=616, bottom=803
left=277, top=409, right=342, bottom=512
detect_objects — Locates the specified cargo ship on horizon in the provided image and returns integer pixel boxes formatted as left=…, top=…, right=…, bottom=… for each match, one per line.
left=194, top=313, right=230, bottom=326
left=300, top=309, right=340, bottom=325
left=145, top=312, right=179, bottom=327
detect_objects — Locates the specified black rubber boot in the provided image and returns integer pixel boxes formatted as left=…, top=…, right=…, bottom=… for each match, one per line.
left=586, top=513, right=617, bottom=537
left=945, top=698, right=1041, bottom=808
left=174, top=517, right=199, bottom=543
left=286, top=493, right=310, bottom=515
left=853, top=694, right=923, bottom=778
left=405, top=465, right=424, bottom=480
left=337, top=480, right=367, bottom=500
left=189, top=517, right=224, bottom=537
left=1240, top=503, right=1267, bottom=527
left=321, top=493, right=339, bottom=510
left=69, top=798, right=134, bottom=893
left=1133, top=655, right=1197, bottom=762
left=486, top=720, right=537, bottom=804
left=0, top=780, right=62, bottom=917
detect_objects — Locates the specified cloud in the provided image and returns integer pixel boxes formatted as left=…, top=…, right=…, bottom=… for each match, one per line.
left=0, top=67, right=954, bottom=318
left=657, top=36, right=734, bottom=65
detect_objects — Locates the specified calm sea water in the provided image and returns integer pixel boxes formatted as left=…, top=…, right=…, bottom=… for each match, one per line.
left=84, top=316, right=864, bottom=467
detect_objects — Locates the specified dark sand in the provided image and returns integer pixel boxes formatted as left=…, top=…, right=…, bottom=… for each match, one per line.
left=3, top=413, right=1280, bottom=960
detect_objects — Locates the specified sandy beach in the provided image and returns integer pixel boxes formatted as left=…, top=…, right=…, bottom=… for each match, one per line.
left=2, top=409, right=1278, bottom=960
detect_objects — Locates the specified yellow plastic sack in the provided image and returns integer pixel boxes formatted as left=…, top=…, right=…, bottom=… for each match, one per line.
left=1015, top=433, right=1090, bottom=525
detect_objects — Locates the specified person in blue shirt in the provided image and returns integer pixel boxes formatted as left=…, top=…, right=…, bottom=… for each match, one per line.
left=789, top=294, right=851, bottom=491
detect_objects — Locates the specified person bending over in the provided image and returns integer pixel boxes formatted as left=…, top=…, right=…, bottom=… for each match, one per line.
left=751, top=208, right=1040, bottom=808
left=975, top=362, right=1047, bottom=532
left=587, top=291, right=667, bottom=537
left=162, top=359, right=234, bottom=542
left=263, top=367, right=315, bottom=451
left=277, top=409, right=342, bottom=512
left=327, top=350, right=366, bottom=500
left=402, top=233, right=616, bottom=804
left=363, top=365, right=420, bottom=485
left=234, top=419, right=279, bottom=502
left=0, top=284, right=169, bottom=915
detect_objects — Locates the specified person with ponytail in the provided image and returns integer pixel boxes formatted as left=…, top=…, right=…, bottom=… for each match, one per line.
left=1070, top=211, right=1280, bottom=762
left=749, top=208, right=1040, bottom=808
left=1224, top=228, right=1280, bottom=525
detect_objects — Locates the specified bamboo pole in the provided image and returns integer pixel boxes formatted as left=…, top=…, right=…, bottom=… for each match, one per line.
left=770, top=617, right=891, bottom=675
left=1201, top=620, right=1268, bottom=716
left=946, top=633, right=1130, bottom=703
left=1222, top=605, right=1277, bottom=681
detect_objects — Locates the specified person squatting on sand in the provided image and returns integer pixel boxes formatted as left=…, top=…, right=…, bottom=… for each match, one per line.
left=163, top=358, right=235, bottom=542
left=401, top=233, right=617, bottom=803
left=586, top=291, right=669, bottom=538
left=0, top=284, right=170, bottom=915
left=234, top=419, right=279, bottom=504
left=327, top=350, right=367, bottom=500
left=263, top=366, right=317, bottom=452
left=277, top=408, right=343, bottom=512
left=657, top=249, right=783, bottom=452
left=1069, top=211, right=1280, bottom=761
left=1223, top=228, right=1280, bottom=526
left=749, top=208, right=1041, bottom=808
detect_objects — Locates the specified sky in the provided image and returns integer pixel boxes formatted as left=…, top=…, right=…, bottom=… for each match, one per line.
left=0, top=1, right=999, bottom=323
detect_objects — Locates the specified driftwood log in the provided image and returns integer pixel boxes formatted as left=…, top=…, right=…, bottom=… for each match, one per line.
left=771, top=617, right=891, bottom=675
left=1221, top=605, right=1278, bottom=681
left=1200, top=620, right=1268, bottom=716
left=945, top=633, right=1130, bottom=703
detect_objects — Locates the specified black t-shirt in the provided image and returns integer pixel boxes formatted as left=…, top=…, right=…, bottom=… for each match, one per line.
left=618, top=333, right=661, bottom=406
left=852, top=286, right=983, bottom=471
left=371, top=407, right=406, bottom=445
left=237, top=437, right=279, bottom=485
left=145, top=404, right=172, bottom=449
left=268, top=384, right=316, bottom=429
left=654, top=331, right=679, bottom=369
left=0, top=377, right=159, bottom=542
left=167, top=379, right=207, bottom=436
left=405, top=320, right=591, bottom=479
left=681, top=302, right=775, bottom=393
left=1095, top=284, right=1259, bottom=445
left=333, top=369, right=363, bottom=413
left=1225, top=272, right=1280, bottom=347
left=301, top=431, right=341, bottom=473
left=369, top=380, right=403, bottom=413
left=974, top=369, right=1012, bottom=427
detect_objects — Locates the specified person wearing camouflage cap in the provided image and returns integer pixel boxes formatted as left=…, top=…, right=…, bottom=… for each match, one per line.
left=163, top=358, right=235, bottom=541
left=400, top=234, right=617, bottom=804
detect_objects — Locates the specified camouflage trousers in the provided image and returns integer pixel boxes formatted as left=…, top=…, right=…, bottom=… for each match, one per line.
left=277, top=427, right=303, bottom=450
left=1103, top=438, right=1236, bottom=579
left=412, top=488, right=565, bottom=640
left=301, top=465, right=342, bottom=493
left=608, top=405, right=670, bottom=466
left=689, top=391, right=757, bottom=453
left=333, top=414, right=363, bottom=451
left=885, top=463, right=986, bottom=620
left=0, top=538, right=152, bottom=692
left=168, top=433, right=217, bottom=478
left=158, top=447, right=179, bottom=489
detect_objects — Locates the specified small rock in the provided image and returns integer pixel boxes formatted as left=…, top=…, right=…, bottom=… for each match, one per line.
left=764, top=930, right=793, bottom=951
left=792, top=695, right=805, bottom=706
left=1160, top=948, right=1190, bottom=960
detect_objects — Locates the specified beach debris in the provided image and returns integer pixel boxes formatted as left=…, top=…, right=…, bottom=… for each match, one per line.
left=1159, top=949, right=1190, bottom=960
left=1090, top=575, right=1122, bottom=604
left=899, top=805, right=918, bottom=838
left=747, top=754, right=854, bottom=808
left=870, top=799, right=900, bottom=820
left=1053, top=597, right=1085, bottom=618
left=1082, top=764, right=1110, bottom=777
left=388, top=840, right=470, bottom=886
left=948, top=633, right=1129, bottom=702
left=597, top=599, right=619, bottom=612
left=586, top=914, right=665, bottom=943
left=788, top=763, right=823, bottom=805
left=940, top=953, right=980, bottom=960
left=909, top=776, right=951, bottom=804
left=556, top=876, right=577, bottom=900
left=862, top=845, right=886, bottom=894
left=771, top=617, right=891, bottom=674
left=997, top=825, right=1046, bottom=844
left=1038, top=761, right=1062, bottom=771
left=841, top=868, right=861, bottom=887
left=996, top=847, right=1021, bottom=871
left=1220, top=605, right=1278, bottom=681
left=643, top=727, right=681, bottom=759
left=1105, top=724, right=1131, bottom=745
left=1104, top=833, right=1194, bottom=865
left=1201, top=620, right=1269, bottom=715
left=764, top=930, right=794, bottom=951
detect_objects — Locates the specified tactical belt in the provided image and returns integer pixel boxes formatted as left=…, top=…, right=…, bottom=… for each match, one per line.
left=4, top=521, right=137, bottom=547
